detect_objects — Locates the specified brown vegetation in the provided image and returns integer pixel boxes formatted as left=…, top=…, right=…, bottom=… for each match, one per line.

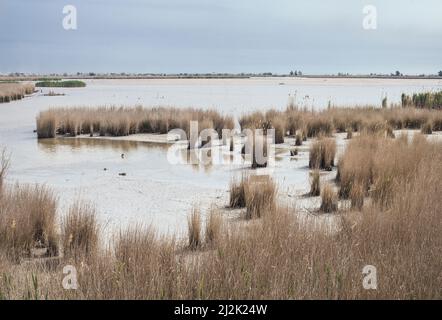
left=337, top=132, right=438, bottom=210
left=309, top=137, right=336, bottom=170
left=62, top=202, right=99, bottom=260
left=205, top=209, right=222, bottom=247
left=350, top=182, right=364, bottom=210
left=319, top=184, right=338, bottom=213
left=0, top=185, right=58, bottom=262
left=0, top=138, right=441, bottom=298
left=229, top=175, right=277, bottom=219
left=1, top=120, right=441, bottom=299
left=0, top=83, right=35, bottom=103
left=187, top=208, right=202, bottom=250
left=239, top=106, right=442, bottom=143
left=337, top=134, right=379, bottom=198
left=309, top=170, right=321, bottom=196
left=229, top=175, right=248, bottom=208
left=421, top=122, right=433, bottom=134
left=244, top=176, right=276, bottom=219
left=36, top=106, right=234, bottom=139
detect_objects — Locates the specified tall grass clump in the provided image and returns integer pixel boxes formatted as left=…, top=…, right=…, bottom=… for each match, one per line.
left=309, top=170, right=320, bottom=196
left=319, top=184, right=338, bottom=213
left=304, top=115, right=334, bottom=138
left=270, top=117, right=286, bottom=144
left=205, top=209, right=222, bottom=247
left=244, top=176, right=276, bottom=219
left=187, top=208, right=202, bottom=250
left=114, top=226, right=161, bottom=274
left=229, top=175, right=248, bottom=208
left=0, top=185, right=58, bottom=261
left=36, top=111, right=57, bottom=138
left=337, top=134, right=380, bottom=199
left=295, top=133, right=303, bottom=146
left=421, top=122, right=433, bottom=134
left=309, top=137, right=336, bottom=171
left=338, top=132, right=436, bottom=209
left=62, top=202, right=99, bottom=260
left=370, top=134, right=430, bottom=208
left=111, top=226, right=178, bottom=299
left=350, top=182, right=364, bottom=210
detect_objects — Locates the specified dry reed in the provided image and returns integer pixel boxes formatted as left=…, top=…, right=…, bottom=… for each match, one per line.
left=62, top=202, right=99, bottom=260
left=36, top=106, right=234, bottom=139
left=309, top=137, right=336, bottom=170
left=0, top=83, right=35, bottom=103
left=0, top=134, right=441, bottom=300
left=188, top=208, right=202, bottom=250
left=229, top=175, right=248, bottom=208
left=244, top=176, right=276, bottom=219
left=309, top=170, right=321, bottom=196
left=205, top=209, right=222, bottom=247
left=319, top=184, right=338, bottom=213
left=0, top=185, right=58, bottom=261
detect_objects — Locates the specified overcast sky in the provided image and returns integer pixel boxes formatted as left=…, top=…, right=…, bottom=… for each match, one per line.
left=1, top=0, right=441, bottom=74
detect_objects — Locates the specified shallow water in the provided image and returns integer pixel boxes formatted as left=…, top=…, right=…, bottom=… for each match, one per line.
left=1, top=77, right=441, bottom=236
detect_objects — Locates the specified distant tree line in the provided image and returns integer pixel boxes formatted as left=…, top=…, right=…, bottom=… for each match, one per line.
left=289, top=70, right=303, bottom=76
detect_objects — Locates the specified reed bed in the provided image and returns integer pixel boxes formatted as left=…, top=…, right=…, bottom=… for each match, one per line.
left=36, top=104, right=442, bottom=143
left=0, top=137, right=441, bottom=299
left=0, top=83, right=35, bottom=103
left=35, top=80, right=86, bottom=88
left=1, top=149, right=440, bottom=299
left=239, top=106, right=442, bottom=142
left=0, top=155, right=440, bottom=299
left=337, top=132, right=438, bottom=209
left=36, top=106, right=234, bottom=139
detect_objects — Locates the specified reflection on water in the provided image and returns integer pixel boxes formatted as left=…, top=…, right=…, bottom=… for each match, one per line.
left=37, top=137, right=168, bottom=153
